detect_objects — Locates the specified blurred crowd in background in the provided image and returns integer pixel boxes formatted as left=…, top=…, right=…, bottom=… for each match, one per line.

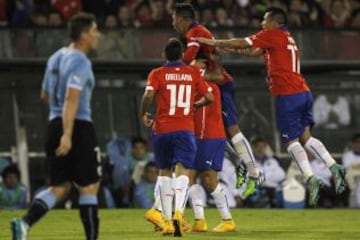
left=1, top=0, right=360, bottom=29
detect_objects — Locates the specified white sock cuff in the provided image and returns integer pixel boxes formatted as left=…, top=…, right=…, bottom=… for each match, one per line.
left=231, top=132, right=245, bottom=143
left=158, top=176, right=172, bottom=182
left=210, top=184, right=222, bottom=196
left=304, top=137, right=316, bottom=150
left=287, top=141, right=302, bottom=153
left=176, top=175, right=189, bottom=184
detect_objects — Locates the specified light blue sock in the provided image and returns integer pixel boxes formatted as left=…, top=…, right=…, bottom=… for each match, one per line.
left=35, top=189, right=57, bottom=209
left=79, top=195, right=98, bottom=205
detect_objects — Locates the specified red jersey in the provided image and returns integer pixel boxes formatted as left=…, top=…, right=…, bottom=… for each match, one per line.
left=146, top=62, right=212, bottom=134
left=184, top=22, right=233, bottom=85
left=245, top=28, right=310, bottom=96
left=194, top=82, right=225, bottom=139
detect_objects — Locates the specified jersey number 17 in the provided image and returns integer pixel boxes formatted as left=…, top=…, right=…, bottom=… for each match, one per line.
left=166, top=84, right=191, bottom=116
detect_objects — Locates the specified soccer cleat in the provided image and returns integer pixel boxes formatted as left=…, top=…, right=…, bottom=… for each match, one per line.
left=161, top=220, right=175, bottom=236
left=235, top=164, right=247, bottom=188
left=172, top=211, right=183, bottom=237
left=145, top=208, right=166, bottom=231
left=11, top=218, right=27, bottom=240
left=211, top=219, right=236, bottom=233
left=242, top=172, right=265, bottom=198
left=330, top=163, right=347, bottom=195
left=182, top=217, right=191, bottom=232
left=307, top=176, right=323, bottom=207
left=191, top=219, right=208, bottom=232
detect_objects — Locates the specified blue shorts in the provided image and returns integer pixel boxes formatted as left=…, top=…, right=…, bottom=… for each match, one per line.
left=152, top=131, right=196, bottom=169
left=275, top=92, right=314, bottom=143
left=192, top=139, right=226, bottom=172
left=220, top=81, right=238, bottom=127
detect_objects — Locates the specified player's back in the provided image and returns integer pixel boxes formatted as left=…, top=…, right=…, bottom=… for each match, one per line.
left=248, top=28, right=309, bottom=95
left=44, top=48, right=94, bottom=121
left=194, top=82, right=225, bottom=139
left=147, top=62, right=209, bottom=134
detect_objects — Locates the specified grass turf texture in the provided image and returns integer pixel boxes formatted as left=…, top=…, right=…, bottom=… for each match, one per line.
left=1, top=209, right=359, bottom=239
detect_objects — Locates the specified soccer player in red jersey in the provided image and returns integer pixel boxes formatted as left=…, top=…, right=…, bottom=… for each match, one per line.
left=195, top=7, right=346, bottom=207
left=172, top=3, right=263, bottom=196
left=140, top=38, right=213, bottom=236
left=188, top=75, right=236, bottom=232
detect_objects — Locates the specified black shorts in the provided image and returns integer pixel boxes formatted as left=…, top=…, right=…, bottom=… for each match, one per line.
left=45, top=118, right=101, bottom=187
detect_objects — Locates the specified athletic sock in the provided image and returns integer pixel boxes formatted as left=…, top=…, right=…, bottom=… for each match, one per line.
left=287, top=142, right=314, bottom=180
left=158, top=176, right=173, bottom=221
left=23, top=189, right=57, bottom=227
left=79, top=195, right=99, bottom=240
left=153, top=178, right=162, bottom=212
left=211, top=184, right=232, bottom=220
left=231, top=132, right=259, bottom=177
left=174, top=175, right=189, bottom=213
left=189, top=184, right=205, bottom=219
left=304, top=137, right=336, bottom=168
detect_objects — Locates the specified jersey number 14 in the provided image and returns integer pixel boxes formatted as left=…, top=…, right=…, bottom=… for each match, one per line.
left=166, top=84, right=191, bottom=116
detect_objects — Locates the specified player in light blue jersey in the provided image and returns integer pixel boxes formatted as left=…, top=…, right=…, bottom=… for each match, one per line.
left=12, top=13, right=101, bottom=240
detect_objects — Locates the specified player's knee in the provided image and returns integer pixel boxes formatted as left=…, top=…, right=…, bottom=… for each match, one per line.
left=78, top=182, right=100, bottom=195
left=201, top=173, right=218, bottom=193
left=49, top=182, right=71, bottom=200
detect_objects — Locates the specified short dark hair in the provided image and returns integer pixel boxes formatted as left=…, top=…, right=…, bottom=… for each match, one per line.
left=265, top=7, right=287, bottom=25
left=1, top=164, right=20, bottom=179
left=164, top=38, right=184, bottom=61
left=251, top=136, right=267, bottom=145
left=174, top=3, right=195, bottom=20
left=132, top=137, right=147, bottom=146
left=69, top=12, right=96, bottom=41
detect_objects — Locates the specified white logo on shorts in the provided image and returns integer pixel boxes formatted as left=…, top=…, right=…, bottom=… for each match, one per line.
left=282, top=133, right=289, bottom=139
left=206, top=160, right=213, bottom=166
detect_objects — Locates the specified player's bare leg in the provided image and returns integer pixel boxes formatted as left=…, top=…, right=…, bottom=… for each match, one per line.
left=300, top=126, right=346, bottom=194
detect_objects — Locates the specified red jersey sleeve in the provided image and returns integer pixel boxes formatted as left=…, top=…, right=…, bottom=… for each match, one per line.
left=146, top=69, right=159, bottom=91
left=245, top=29, right=277, bottom=49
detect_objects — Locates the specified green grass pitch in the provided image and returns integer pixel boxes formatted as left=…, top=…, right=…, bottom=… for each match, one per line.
left=1, top=209, right=360, bottom=239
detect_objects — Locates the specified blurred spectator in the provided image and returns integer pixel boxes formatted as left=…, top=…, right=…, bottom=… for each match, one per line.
left=0, top=0, right=7, bottom=25
left=241, top=137, right=285, bottom=208
left=215, top=7, right=234, bottom=26
left=7, top=0, right=31, bottom=27
left=48, top=9, right=65, bottom=27
left=331, top=0, right=351, bottom=27
left=288, top=0, right=310, bottom=26
left=313, top=94, right=351, bottom=129
left=31, top=11, right=47, bottom=27
left=201, top=8, right=217, bottom=27
left=51, top=0, right=82, bottom=21
left=150, top=0, right=172, bottom=27
left=348, top=8, right=360, bottom=27
left=107, top=136, right=153, bottom=207
left=0, top=158, right=11, bottom=181
left=133, top=161, right=158, bottom=208
left=117, top=5, right=134, bottom=27
left=97, top=15, right=134, bottom=59
left=134, top=3, right=154, bottom=27
left=343, top=133, right=360, bottom=207
left=82, top=0, right=124, bottom=24
left=0, top=164, right=27, bottom=209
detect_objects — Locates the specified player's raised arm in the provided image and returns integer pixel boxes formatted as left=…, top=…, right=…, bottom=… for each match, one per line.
left=195, top=37, right=251, bottom=49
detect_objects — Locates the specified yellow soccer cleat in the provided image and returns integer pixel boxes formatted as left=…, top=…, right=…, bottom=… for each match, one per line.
left=145, top=208, right=166, bottom=231
left=211, top=219, right=236, bottom=233
left=173, top=211, right=184, bottom=237
left=191, top=219, right=208, bottom=232
left=162, top=220, right=175, bottom=236
left=182, top=216, right=191, bottom=232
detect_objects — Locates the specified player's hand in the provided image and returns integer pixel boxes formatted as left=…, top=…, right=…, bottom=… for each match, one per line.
left=56, top=134, right=72, bottom=156
left=142, top=112, right=153, bottom=127
left=193, top=37, right=216, bottom=46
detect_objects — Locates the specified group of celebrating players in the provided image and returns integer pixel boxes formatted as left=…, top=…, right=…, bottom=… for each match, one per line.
left=11, top=2, right=347, bottom=240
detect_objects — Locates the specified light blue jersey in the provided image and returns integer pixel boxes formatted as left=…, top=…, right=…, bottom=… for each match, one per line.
left=42, top=47, right=95, bottom=121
